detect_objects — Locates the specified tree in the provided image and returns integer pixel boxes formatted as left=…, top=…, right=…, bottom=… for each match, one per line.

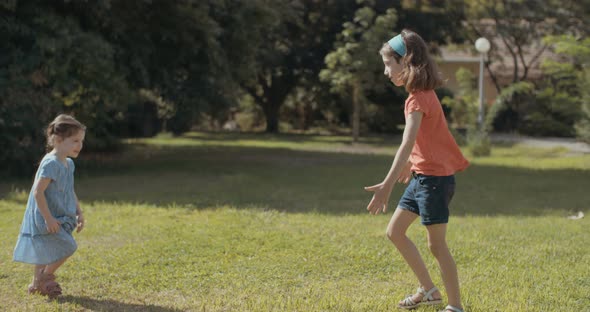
left=70, top=1, right=240, bottom=134
left=320, top=1, right=398, bottom=141
left=0, top=0, right=284, bottom=174
left=241, top=0, right=359, bottom=133
left=463, top=0, right=564, bottom=92
left=578, top=67, right=590, bottom=142
left=462, top=0, right=589, bottom=135
left=394, top=0, right=467, bottom=45
left=441, top=67, right=478, bottom=129
left=543, top=35, right=590, bottom=140
left=0, top=1, right=133, bottom=174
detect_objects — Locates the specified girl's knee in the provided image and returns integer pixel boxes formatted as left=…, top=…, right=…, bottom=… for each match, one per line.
left=427, top=241, right=448, bottom=257
left=386, top=226, right=405, bottom=244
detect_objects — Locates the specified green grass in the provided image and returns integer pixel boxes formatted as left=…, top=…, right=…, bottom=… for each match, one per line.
left=1, top=132, right=589, bottom=311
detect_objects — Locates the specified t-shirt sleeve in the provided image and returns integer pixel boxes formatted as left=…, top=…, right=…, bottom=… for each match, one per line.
left=38, top=159, right=60, bottom=181
left=406, top=96, right=429, bottom=116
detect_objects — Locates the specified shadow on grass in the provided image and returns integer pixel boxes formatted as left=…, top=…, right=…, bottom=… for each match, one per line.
left=58, top=295, right=183, bottom=312
left=2, top=144, right=588, bottom=217
left=181, top=131, right=398, bottom=145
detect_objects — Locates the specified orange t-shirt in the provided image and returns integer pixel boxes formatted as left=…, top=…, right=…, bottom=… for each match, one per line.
left=404, top=90, right=469, bottom=176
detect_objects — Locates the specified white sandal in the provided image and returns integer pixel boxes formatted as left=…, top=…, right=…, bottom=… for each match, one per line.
left=441, top=305, right=464, bottom=312
left=397, top=286, right=443, bottom=309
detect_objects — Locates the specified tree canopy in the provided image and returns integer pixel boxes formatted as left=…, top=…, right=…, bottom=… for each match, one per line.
left=1, top=0, right=586, bottom=175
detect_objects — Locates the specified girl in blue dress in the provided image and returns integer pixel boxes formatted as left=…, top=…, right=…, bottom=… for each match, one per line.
left=14, top=114, right=86, bottom=298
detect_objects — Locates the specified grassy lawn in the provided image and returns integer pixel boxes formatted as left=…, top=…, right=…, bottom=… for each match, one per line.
left=0, top=132, right=588, bottom=311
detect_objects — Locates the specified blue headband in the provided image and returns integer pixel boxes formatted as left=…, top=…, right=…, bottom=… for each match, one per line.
left=388, top=34, right=406, bottom=57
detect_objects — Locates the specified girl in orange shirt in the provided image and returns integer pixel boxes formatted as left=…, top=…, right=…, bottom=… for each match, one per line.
left=365, top=29, right=469, bottom=312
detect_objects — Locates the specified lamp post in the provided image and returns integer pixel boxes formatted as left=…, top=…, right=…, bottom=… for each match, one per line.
left=475, top=37, right=490, bottom=130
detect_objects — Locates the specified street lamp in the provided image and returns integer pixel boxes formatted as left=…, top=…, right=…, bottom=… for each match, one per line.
left=475, top=37, right=490, bottom=130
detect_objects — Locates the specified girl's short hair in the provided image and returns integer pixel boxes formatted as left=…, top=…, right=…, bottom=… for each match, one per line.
left=46, top=114, right=86, bottom=149
left=380, top=29, right=443, bottom=93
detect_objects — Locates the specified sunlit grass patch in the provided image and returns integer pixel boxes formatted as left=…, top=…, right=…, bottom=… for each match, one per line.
left=1, top=132, right=588, bottom=311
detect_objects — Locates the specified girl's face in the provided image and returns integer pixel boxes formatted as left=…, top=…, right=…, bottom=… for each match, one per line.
left=55, top=130, right=85, bottom=158
left=382, top=55, right=404, bottom=86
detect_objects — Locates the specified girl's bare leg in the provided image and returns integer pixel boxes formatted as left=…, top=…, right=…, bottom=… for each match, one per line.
left=44, top=257, right=68, bottom=275
left=31, top=265, right=45, bottom=289
left=426, top=223, right=462, bottom=310
left=387, top=208, right=441, bottom=302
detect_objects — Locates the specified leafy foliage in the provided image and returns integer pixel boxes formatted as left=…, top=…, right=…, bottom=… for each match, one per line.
left=242, top=0, right=359, bottom=133
left=0, top=1, right=285, bottom=174
left=463, top=0, right=589, bottom=137
left=441, top=67, right=478, bottom=129
left=544, top=35, right=590, bottom=141
left=320, top=2, right=399, bottom=140
left=1, top=3, right=131, bottom=174
left=486, top=81, right=535, bottom=133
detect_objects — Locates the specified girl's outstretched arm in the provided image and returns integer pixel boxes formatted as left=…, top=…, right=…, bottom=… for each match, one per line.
left=365, top=111, right=423, bottom=214
left=33, top=178, right=61, bottom=233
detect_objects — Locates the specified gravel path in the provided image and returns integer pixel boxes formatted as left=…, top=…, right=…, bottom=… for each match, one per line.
left=490, top=133, right=590, bottom=154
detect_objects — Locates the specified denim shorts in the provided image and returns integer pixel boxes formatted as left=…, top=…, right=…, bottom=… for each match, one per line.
left=397, top=172, right=456, bottom=225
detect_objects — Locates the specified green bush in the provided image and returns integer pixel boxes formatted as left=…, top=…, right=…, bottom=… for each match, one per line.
left=467, top=130, right=491, bottom=157
left=364, top=101, right=404, bottom=134
left=576, top=112, right=590, bottom=143
left=450, top=127, right=468, bottom=146
left=442, top=68, right=478, bottom=129
left=543, top=35, right=590, bottom=142
left=521, top=112, right=576, bottom=137
left=488, top=82, right=535, bottom=133
left=575, top=65, right=590, bottom=142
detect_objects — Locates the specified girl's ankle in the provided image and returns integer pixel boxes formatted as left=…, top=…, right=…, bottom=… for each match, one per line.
left=446, top=304, right=464, bottom=311
left=33, top=268, right=44, bottom=286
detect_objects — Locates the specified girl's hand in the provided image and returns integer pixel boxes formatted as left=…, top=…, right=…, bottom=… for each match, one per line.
left=397, top=162, right=412, bottom=184
left=364, top=183, right=392, bottom=215
left=45, top=217, right=61, bottom=234
left=76, top=212, right=85, bottom=233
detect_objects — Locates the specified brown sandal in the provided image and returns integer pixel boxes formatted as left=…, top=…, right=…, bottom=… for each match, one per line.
left=38, top=272, right=62, bottom=299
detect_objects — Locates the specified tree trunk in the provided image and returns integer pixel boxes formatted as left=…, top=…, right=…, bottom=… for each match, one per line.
left=244, top=71, right=296, bottom=133
left=263, top=102, right=280, bottom=133
left=303, top=101, right=313, bottom=130
left=263, top=74, right=295, bottom=133
left=352, top=81, right=361, bottom=142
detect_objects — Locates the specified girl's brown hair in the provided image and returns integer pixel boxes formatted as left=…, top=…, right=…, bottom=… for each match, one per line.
left=379, top=29, right=443, bottom=93
left=46, top=114, right=86, bottom=150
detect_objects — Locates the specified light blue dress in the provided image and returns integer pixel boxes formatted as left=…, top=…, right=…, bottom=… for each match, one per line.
left=13, top=154, right=78, bottom=265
